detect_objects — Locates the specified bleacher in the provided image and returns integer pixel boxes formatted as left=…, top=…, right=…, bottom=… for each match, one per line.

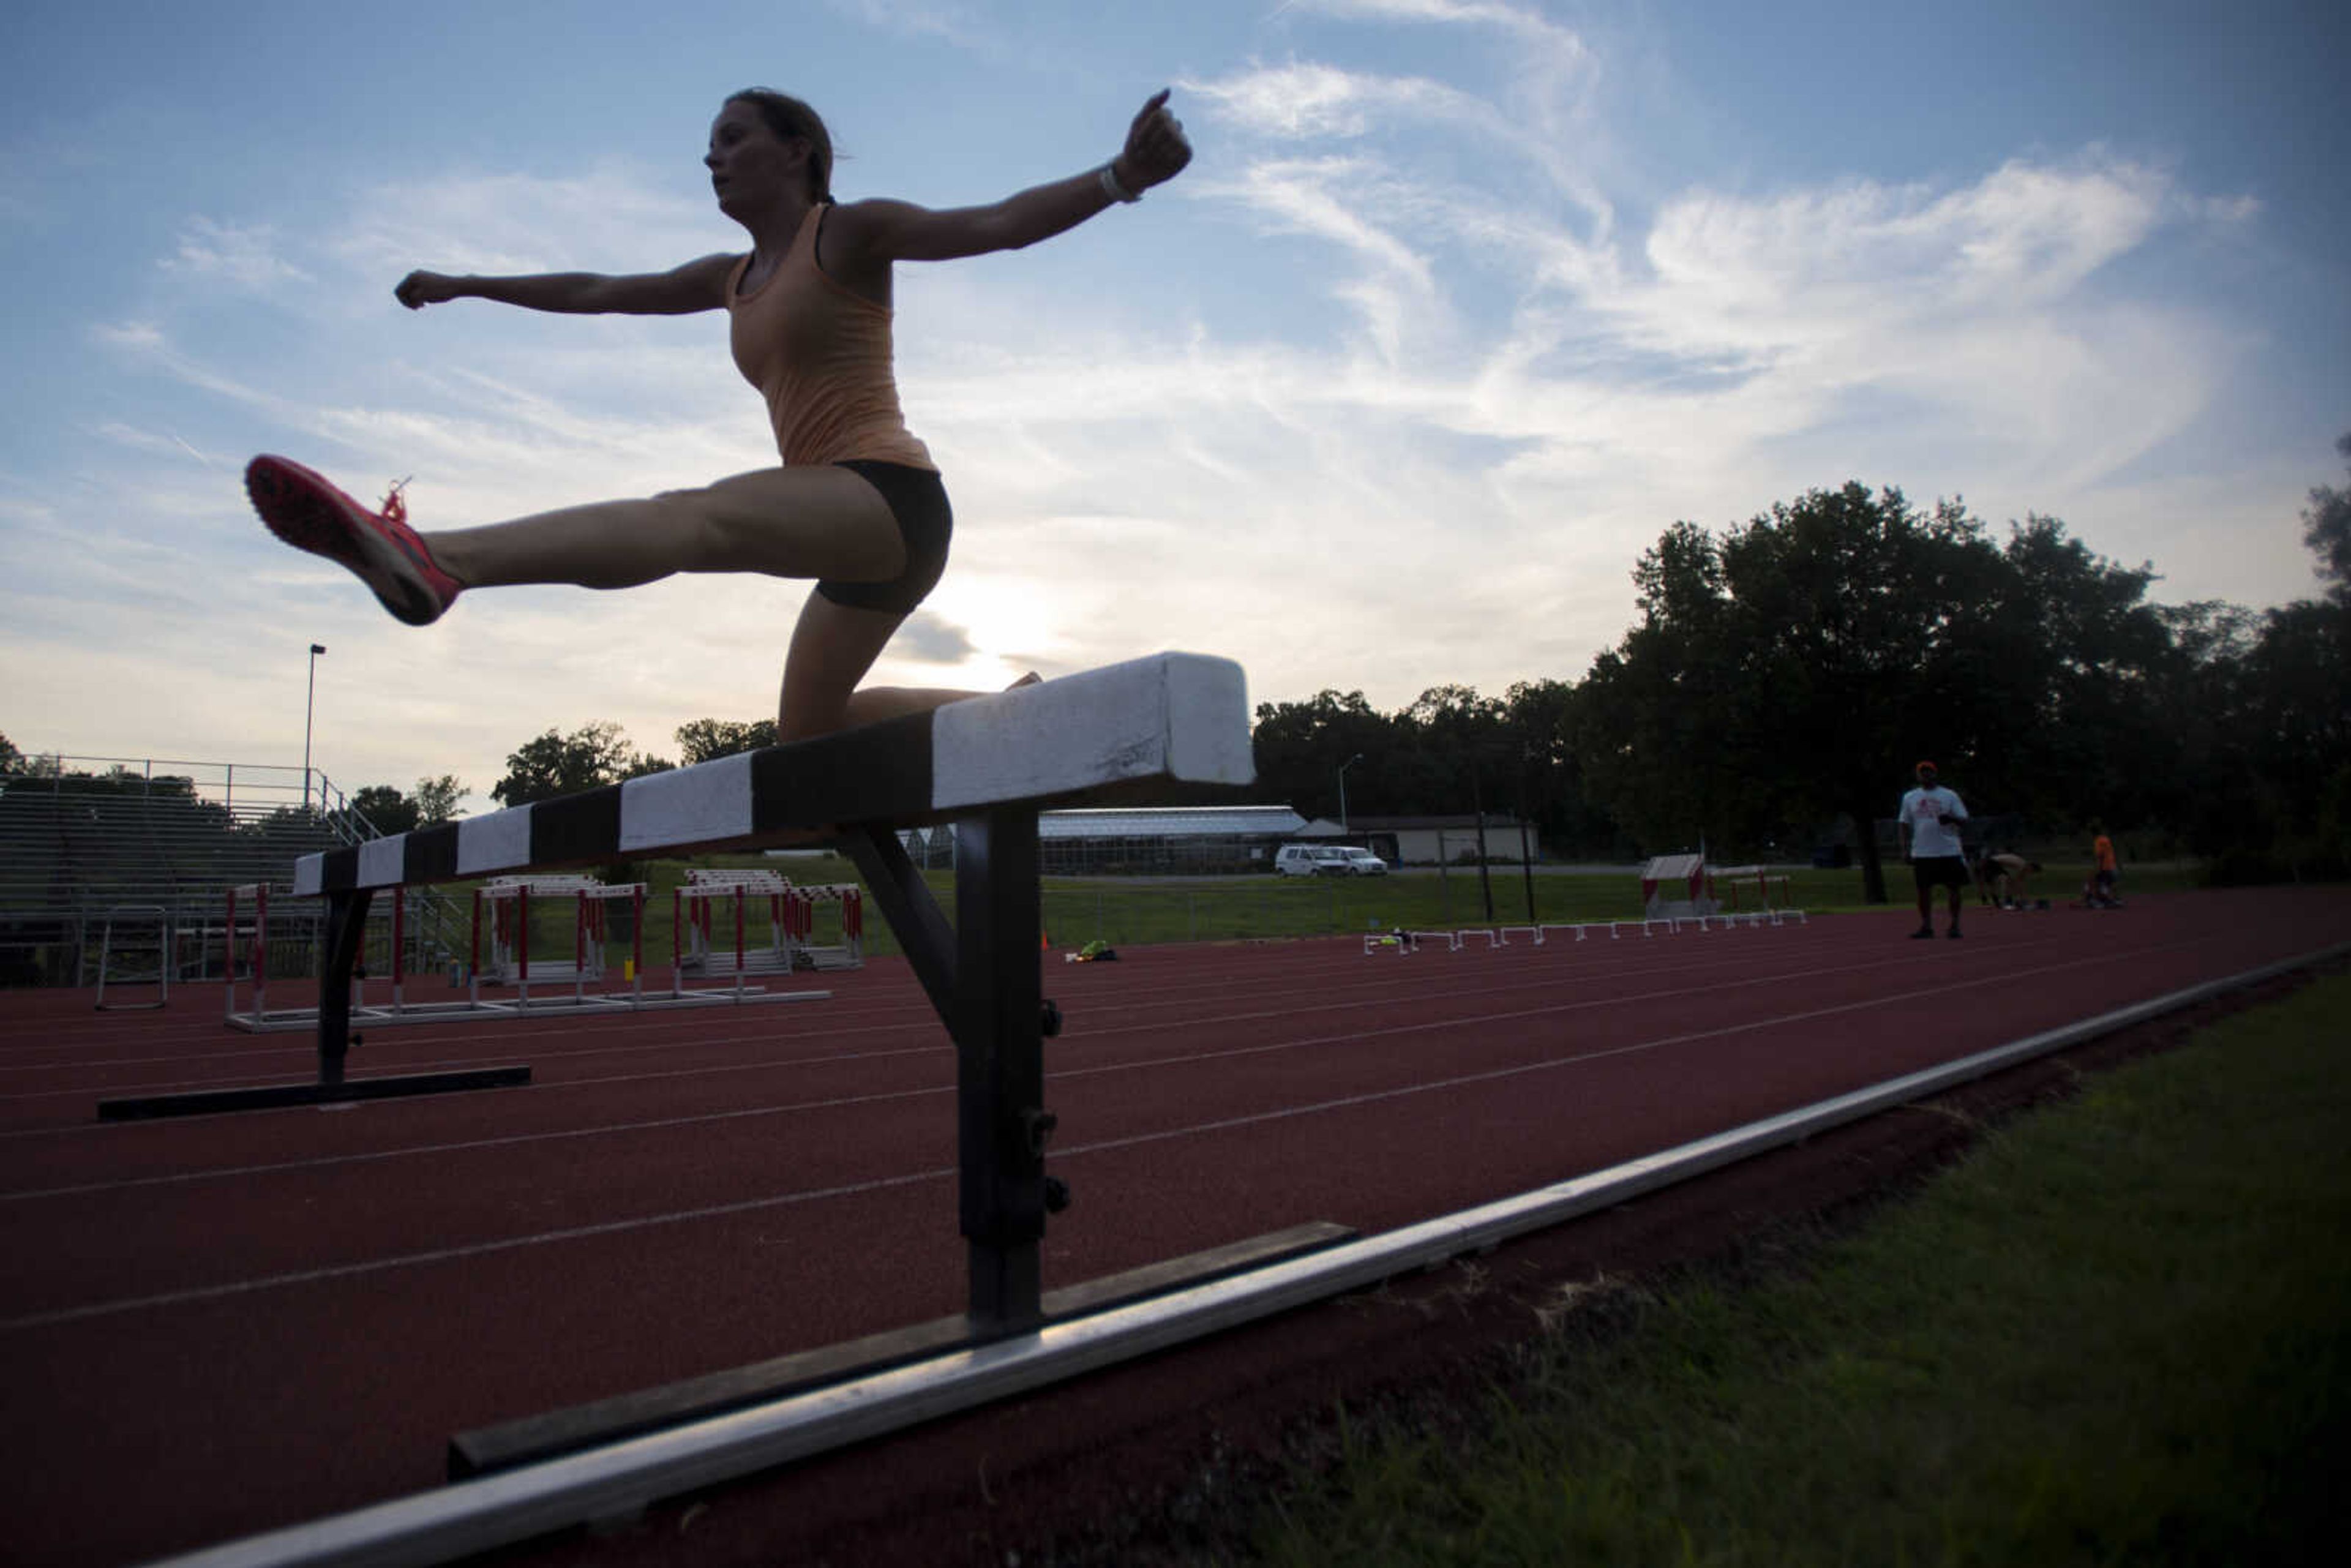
left=0, top=758, right=377, bottom=986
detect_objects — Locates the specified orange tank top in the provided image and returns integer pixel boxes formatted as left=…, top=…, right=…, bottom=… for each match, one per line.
left=725, top=204, right=935, bottom=470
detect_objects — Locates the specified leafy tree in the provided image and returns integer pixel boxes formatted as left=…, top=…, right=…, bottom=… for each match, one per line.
left=2280, top=432, right=2351, bottom=866
left=349, top=775, right=466, bottom=836
left=1504, top=678, right=1627, bottom=858
left=2195, top=433, right=2351, bottom=874
left=1578, top=485, right=2014, bottom=901
left=1233, top=444, right=2351, bottom=889
left=2150, top=600, right=2263, bottom=856
left=2243, top=601, right=2350, bottom=856
left=0, top=732, right=21, bottom=776
left=492, top=722, right=672, bottom=807
left=1248, top=691, right=1402, bottom=820
left=350, top=785, right=420, bottom=836
left=675, top=718, right=780, bottom=765
left=1394, top=684, right=1508, bottom=828
left=1570, top=520, right=1742, bottom=856
left=1973, top=516, right=2175, bottom=827
left=1245, top=684, right=1622, bottom=853
left=411, top=775, right=465, bottom=827
left=2301, top=430, right=2351, bottom=604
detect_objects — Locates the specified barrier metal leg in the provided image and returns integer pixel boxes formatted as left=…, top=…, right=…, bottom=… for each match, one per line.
left=317, top=887, right=372, bottom=1087
left=954, top=807, right=1048, bottom=1332
left=849, top=815, right=1051, bottom=1334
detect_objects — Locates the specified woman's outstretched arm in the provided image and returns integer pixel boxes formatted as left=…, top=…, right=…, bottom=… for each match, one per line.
left=394, top=251, right=739, bottom=315
left=828, top=89, right=1193, bottom=268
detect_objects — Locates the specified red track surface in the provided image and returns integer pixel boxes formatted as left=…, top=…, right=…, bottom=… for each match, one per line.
left=2, top=887, right=2345, bottom=1566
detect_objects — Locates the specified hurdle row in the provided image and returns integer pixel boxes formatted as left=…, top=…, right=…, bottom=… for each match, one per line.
left=217, top=877, right=835, bottom=1034
left=1364, top=908, right=1809, bottom=955
left=675, top=868, right=866, bottom=977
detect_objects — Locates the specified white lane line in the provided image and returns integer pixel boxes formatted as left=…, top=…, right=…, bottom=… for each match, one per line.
left=1057, top=955, right=2110, bottom=1158
left=0, top=922, right=1843, bottom=1085
left=0, top=937, right=2202, bottom=1333
left=0, top=1165, right=956, bottom=1335
left=0, top=933, right=2206, bottom=1187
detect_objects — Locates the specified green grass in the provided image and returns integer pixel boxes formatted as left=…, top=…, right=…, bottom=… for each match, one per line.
left=1039, top=859, right=2193, bottom=951
left=424, top=853, right=2206, bottom=972
left=1228, top=973, right=2351, bottom=1567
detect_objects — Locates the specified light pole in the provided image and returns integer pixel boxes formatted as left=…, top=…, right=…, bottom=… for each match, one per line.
left=303, top=643, right=326, bottom=812
left=1518, top=743, right=1540, bottom=924
left=1337, top=753, right=1364, bottom=834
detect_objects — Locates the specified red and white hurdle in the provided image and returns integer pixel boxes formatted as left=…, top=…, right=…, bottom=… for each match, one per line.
left=220, top=873, right=831, bottom=1033
left=675, top=869, right=865, bottom=985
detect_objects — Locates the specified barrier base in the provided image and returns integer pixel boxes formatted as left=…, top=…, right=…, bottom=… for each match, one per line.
left=97, top=1066, right=533, bottom=1122
left=447, top=1220, right=1355, bottom=1479
left=221, top=987, right=831, bottom=1033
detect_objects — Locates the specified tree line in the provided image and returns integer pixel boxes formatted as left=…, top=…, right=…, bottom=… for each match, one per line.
left=334, top=434, right=2350, bottom=902
left=342, top=718, right=780, bottom=834
left=1251, top=435, right=2350, bottom=901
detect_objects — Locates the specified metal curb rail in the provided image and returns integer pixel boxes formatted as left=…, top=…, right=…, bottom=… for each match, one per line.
left=146, top=939, right=2351, bottom=1568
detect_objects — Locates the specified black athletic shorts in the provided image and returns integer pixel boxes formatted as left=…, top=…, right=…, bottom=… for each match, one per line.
left=1913, top=855, right=1970, bottom=892
left=819, top=459, right=953, bottom=615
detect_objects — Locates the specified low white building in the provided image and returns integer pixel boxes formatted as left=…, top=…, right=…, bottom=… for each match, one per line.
left=1324, top=814, right=1540, bottom=868
left=904, top=805, right=1309, bottom=874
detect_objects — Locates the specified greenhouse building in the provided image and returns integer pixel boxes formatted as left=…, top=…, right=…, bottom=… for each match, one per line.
left=901, top=805, right=1308, bottom=876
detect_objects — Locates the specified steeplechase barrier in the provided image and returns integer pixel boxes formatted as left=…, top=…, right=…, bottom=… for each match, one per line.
left=102, top=651, right=1264, bottom=1346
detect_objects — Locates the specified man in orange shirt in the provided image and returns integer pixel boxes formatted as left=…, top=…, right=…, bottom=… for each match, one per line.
left=2087, top=822, right=2122, bottom=909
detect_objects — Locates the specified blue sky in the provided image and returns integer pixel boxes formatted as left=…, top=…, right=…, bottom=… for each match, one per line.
left=3, top=0, right=2345, bottom=809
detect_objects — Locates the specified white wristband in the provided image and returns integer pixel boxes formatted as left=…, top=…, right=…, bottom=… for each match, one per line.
left=1098, top=163, right=1141, bottom=204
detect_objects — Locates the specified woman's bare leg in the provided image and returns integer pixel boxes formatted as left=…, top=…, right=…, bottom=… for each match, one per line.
left=426, top=467, right=904, bottom=591
left=843, top=668, right=1041, bottom=728
left=776, top=593, right=1031, bottom=744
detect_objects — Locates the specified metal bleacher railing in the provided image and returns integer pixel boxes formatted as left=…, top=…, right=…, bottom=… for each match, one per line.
left=0, top=755, right=465, bottom=989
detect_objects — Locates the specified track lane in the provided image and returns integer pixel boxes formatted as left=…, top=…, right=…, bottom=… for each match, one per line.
left=0, top=888, right=2344, bottom=1566
left=0, top=913, right=2308, bottom=1317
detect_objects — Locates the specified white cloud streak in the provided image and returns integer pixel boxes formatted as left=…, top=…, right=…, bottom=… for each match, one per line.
left=162, top=217, right=311, bottom=290
left=5, top=17, right=2292, bottom=799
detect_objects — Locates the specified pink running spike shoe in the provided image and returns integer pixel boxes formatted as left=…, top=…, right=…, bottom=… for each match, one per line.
left=246, top=455, right=462, bottom=626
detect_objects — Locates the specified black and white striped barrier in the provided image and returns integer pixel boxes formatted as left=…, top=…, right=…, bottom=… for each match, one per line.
left=99, top=649, right=1254, bottom=1335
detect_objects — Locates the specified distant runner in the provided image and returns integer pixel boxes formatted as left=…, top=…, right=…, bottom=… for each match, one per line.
left=1899, top=760, right=1970, bottom=939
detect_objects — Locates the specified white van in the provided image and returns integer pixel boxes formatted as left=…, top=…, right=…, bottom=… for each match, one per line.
left=1273, top=844, right=1329, bottom=876
left=1275, top=844, right=1388, bottom=877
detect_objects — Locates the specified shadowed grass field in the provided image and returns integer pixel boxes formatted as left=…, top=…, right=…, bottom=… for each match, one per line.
left=440, top=851, right=2208, bottom=974
left=1223, top=973, right=2350, bottom=1566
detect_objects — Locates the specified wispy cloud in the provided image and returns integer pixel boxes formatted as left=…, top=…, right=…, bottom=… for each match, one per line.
left=89, top=318, right=326, bottom=425
left=1286, top=0, right=1591, bottom=62
left=162, top=217, right=311, bottom=290
left=1194, top=55, right=1613, bottom=230
left=64, top=141, right=2245, bottom=770
left=93, top=421, right=221, bottom=469
left=1192, top=31, right=2252, bottom=511
left=7, top=9, right=2297, bottom=799
left=1193, top=59, right=1495, bottom=141
left=820, top=0, right=984, bottom=46
left=324, top=164, right=725, bottom=285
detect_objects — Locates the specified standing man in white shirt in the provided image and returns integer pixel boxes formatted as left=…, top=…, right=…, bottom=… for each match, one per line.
left=1898, top=760, right=1971, bottom=940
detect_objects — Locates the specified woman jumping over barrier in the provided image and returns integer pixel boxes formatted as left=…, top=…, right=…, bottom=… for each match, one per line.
left=247, top=88, right=1191, bottom=741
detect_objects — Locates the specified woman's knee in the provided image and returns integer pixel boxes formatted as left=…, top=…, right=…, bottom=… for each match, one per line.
left=775, top=697, right=850, bottom=745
